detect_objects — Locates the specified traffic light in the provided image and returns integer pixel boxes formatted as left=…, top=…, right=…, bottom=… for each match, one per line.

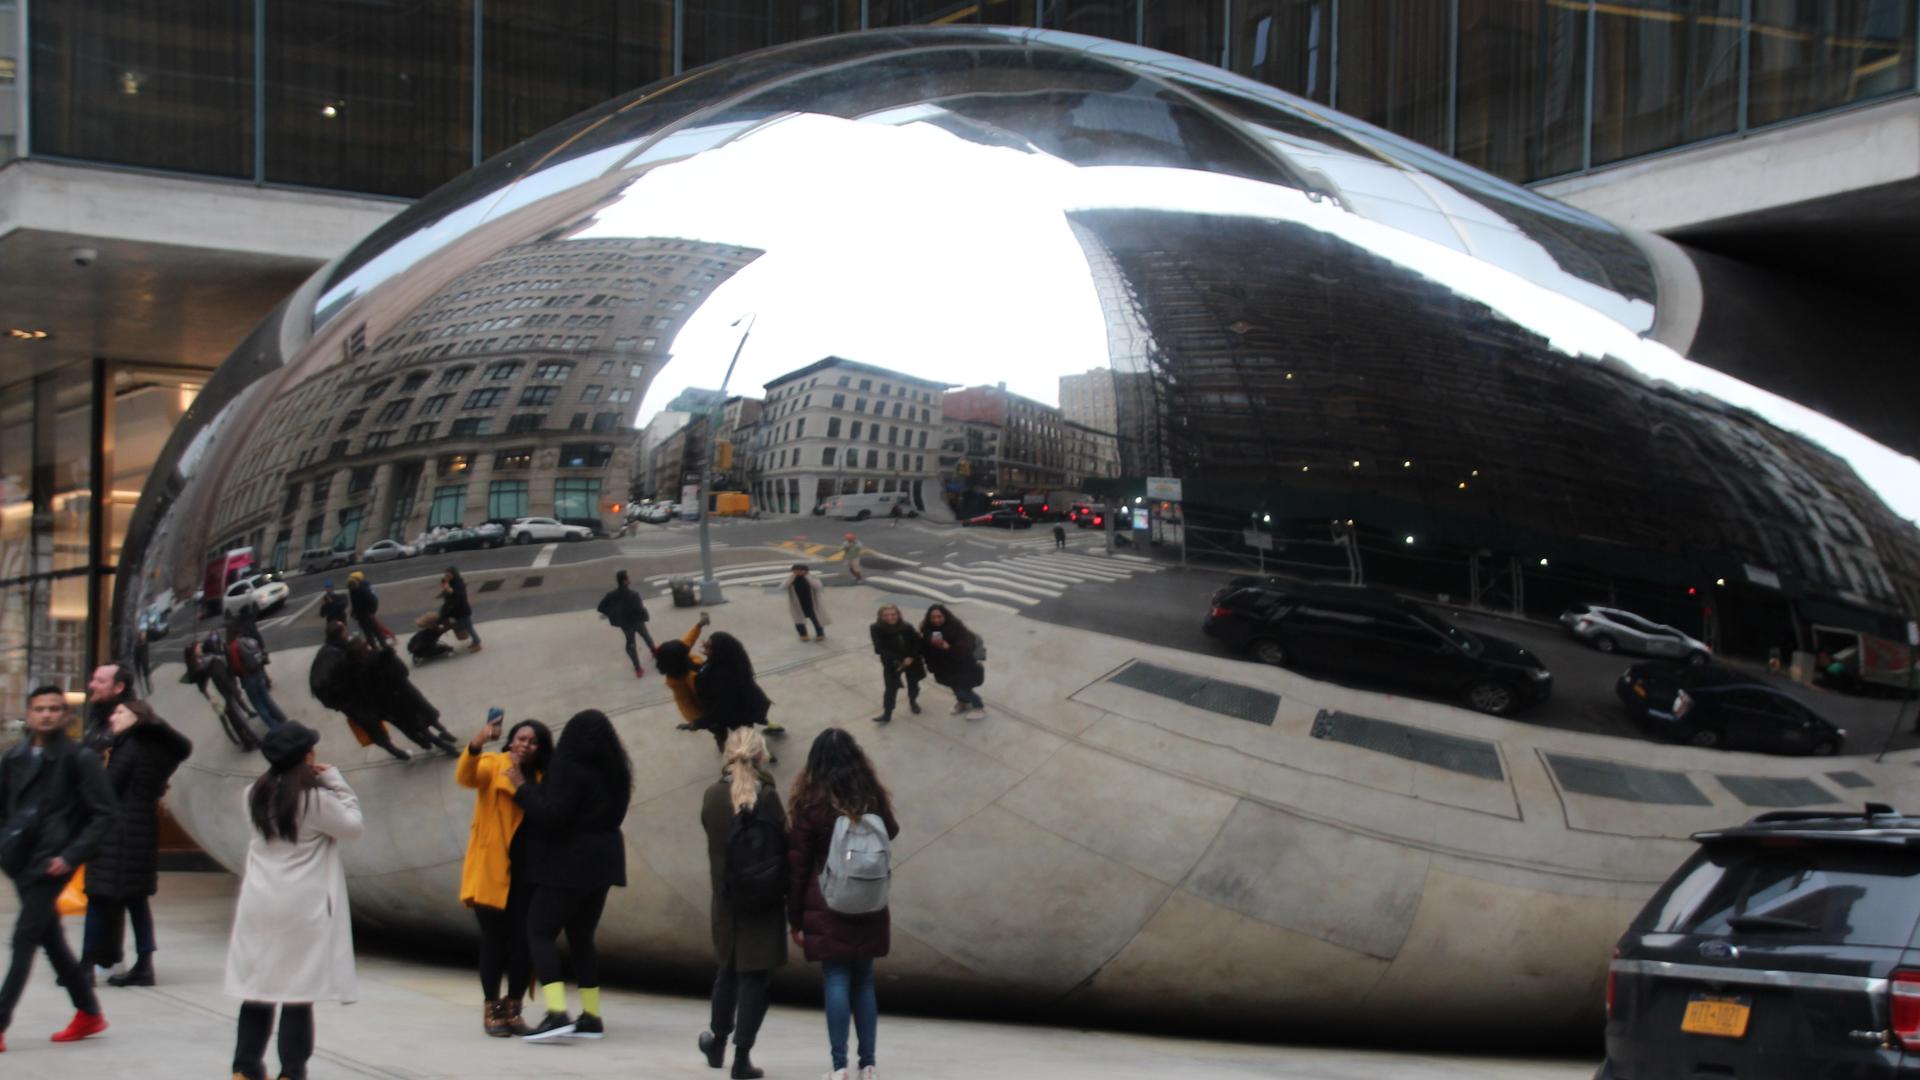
left=715, top=442, right=734, bottom=470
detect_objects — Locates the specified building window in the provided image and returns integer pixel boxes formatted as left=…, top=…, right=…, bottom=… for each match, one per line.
left=591, top=412, right=622, bottom=434
left=596, top=360, right=615, bottom=375
left=449, top=418, right=489, bottom=437
left=605, top=388, right=633, bottom=403
left=437, top=366, right=473, bottom=388
left=419, top=394, right=451, bottom=417
left=858, top=379, right=872, bottom=391
left=336, top=409, right=366, bottom=433
left=827, top=417, right=842, bottom=438
left=846, top=446, right=858, bottom=468
left=304, top=516, right=326, bottom=551
left=506, top=414, right=544, bottom=434
left=832, top=393, right=846, bottom=409
left=850, top=421, right=863, bottom=440
left=348, top=466, right=375, bottom=494
left=533, top=361, right=573, bottom=380
left=886, top=451, right=897, bottom=469
left=363, top=431, right=394, bottom=450
left=494, top=447, right=534, bottom=470
left=888, top=426, right=899, bottom=444
left=558, top=443, right=613, bottom=468
left=915, top=455, right=924, bottom=471
left=488, top=480, right=529, bottom=520
left=464, top=388, right=507, bottom=409
left=569, top=413, right=587, bottom=431
left=406, top=422, right=436, bottom=443
left=427, top=483, right=468, bottom=528
left=891, top=402, right=903, bottom=418
left=377, top=399, right=411, bottom=424
left=580, top=384, right=603, bottom=403
left=554, top=478, right=602, bottom=519
left=838, top=376, right=850, bottom=387
left=866, top=449, right=879, bottom=469
left=485, top=361, right=523, bottom=381
left=854, top=398, right=867, bottom=413
left=399, top=371, right=431, bottom=392
left=360, top=379, right=392, bottom=402
left=795, top=418, right=806, bottom=438
left=822, top=447, right=837, bottom=467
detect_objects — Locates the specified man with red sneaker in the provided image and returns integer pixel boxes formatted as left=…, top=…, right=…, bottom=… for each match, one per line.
left=0, top=685, right=117, bottom=1051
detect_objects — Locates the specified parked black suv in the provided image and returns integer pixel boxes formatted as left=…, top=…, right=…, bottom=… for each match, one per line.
left=1617, top=661, right=1846, bottom=755
left=1201, top=581, right=1552, bottom=715
left=1601, top=805, right=1920, bottom=1078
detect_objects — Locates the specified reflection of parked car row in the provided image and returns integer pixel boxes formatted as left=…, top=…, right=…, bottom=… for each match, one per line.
left=1617, top=662, right=1844, bottom=755
left=1562, top=603, right=1712, bottom=665
left=222, top=572, right=289, bottom=617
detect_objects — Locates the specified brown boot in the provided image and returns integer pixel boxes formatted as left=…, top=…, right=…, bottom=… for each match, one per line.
left=503, top=995, right=531, bottom=1036
left=483, top=998, right=510, bottom=1037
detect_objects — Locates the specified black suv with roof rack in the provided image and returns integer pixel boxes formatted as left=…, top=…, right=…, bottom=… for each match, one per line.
left=1600, top=804, right=1920, bottom=1078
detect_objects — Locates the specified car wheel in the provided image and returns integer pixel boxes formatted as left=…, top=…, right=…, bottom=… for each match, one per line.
left=1251, top=638, right=1287, bottom=666
left=514, top=533, right=529, bottom=545
left=856, top=510, right=871, bottom=521
left=1809, top=740, right=1838, bottom=757
left=1592, top=634, right=1617, bottom=654
left=1465, top=680, right=1517, bottom=716
left=1686, top=728, right=1722, bottom=749
left=1686, top=651, right=1710, bottom=667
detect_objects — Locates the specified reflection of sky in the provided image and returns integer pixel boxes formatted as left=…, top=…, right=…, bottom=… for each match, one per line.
left=571, top=109, right=1918, bottom=524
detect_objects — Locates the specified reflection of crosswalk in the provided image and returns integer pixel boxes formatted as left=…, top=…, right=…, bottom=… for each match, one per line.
left=644, top=561, right=797, bottom=594
left=864, top=550, right=1162, bottom=613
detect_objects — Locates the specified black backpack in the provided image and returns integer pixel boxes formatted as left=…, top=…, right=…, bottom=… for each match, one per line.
left=723, top=804, right=787, bottom=913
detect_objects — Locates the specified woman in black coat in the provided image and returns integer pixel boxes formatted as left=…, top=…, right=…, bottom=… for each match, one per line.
left=509, top=710, right=632, bottom=1041
left=919, top=604, right=985, bottom=719
left=83, top=700, right=192, bottom=986
left=355, top=638, right=457, bottom=752
left=867, top=603, right=924, bottom=725
left=694, top=632, right=778, bottom=752
left=439, top=567, right=481, bottom=652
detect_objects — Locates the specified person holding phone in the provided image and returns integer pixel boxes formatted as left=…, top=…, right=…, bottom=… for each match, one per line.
left=919, top=604, right=986, bottom=720
left=456, top=707, right=552, bottom=1038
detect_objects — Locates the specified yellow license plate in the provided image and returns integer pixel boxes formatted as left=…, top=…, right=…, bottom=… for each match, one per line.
left=1681, top=997, right=1751, bottom=1038
left=1633, top=684, right=1648, bottom=699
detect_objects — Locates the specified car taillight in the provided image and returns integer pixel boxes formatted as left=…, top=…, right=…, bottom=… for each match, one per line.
left=1892, top=970, right=1920, bottom=1049
left=1673, top=690, right=1693, bottom=719
left=1606, top=946, right=1619, bottom=1020
left=1576, top=618, right=1591, bottom=631
left=1093, top=515, right=1103, bottom=525
left=1209, top=607, right=1233, bottom=619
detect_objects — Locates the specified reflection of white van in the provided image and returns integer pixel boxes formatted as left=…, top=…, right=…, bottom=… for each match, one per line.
left=817, top=491, right=917, bottom=521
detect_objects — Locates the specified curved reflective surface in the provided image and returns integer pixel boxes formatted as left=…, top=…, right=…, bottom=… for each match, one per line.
left=117, top=28, right=1920, bottom=1040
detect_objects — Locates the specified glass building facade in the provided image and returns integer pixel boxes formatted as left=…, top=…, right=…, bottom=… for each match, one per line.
left=12, top=1, right=1915, bottom=194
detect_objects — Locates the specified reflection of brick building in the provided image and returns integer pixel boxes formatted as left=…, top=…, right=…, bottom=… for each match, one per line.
left=941, top=383, right=1069, bottom=490
left=210, top=235, right=758, bottom=564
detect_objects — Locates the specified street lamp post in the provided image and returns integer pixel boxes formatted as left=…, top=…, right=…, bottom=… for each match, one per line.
left=697, top=313, right=755, bottom=605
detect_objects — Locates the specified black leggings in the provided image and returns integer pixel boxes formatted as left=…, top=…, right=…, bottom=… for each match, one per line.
left=474, top=877, right=532, bottom=1000
left=794, top=616, right=824, bottom=638
left=526, top=885, right=609, bottom=990
left=233, top=1001, right=313, bottom=1080
left=710, top=960, right=771, bottom=1051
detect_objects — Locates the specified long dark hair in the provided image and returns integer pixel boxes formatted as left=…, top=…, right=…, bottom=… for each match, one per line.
left=918, top=603, right=972, bottom=645
left=550, top=709, right=631, bottom=793
left=248, top=763, right=320, bottom=843
left=506, top=719, right=554, bottom=776
left=790, top=727, right=892, bottom=822
left=654, top=639, right=693, bottom=677
left=696, top=632, right=769, bottom=723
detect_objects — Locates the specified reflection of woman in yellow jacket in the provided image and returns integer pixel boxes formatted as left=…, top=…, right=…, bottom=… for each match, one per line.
left=654, top=614, right=711, bottom=730
left=456, top=711, right=551, bottom=1038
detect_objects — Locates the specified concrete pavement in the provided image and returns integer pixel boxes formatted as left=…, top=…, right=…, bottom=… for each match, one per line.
left=0, top=873, right=1596, bottom=1079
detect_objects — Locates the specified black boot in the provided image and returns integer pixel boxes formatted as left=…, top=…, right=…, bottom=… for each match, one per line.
left=872, top=710, right=891, bottom=724
left=699, top=1030, right=726, bottom=1069
left=108, top=953, right=155, bottom=987
left=731, top=1045, right=764, bottom=1079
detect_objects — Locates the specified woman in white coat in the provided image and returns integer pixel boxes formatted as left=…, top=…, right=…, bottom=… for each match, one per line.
left=224, top=723, right=362, bottom=1080
left=785, top=564, right=831, bottom=642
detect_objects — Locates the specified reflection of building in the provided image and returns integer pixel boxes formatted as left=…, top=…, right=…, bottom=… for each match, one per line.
left=209, top=236, right=758, bottom=563
left=941, top=383, right=1072, bottom=491
left=1059, top=368, right=1117, bottom=433
left=753, top=358, right=949, bottom=515
left=634, top=409, right=694, bottom=502
left=1070, top=222, right=1166, bottom=478
left=1065, top=420, right=1122, bottom=488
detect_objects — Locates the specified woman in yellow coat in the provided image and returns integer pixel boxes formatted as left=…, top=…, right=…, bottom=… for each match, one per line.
left=456, top=709, right=551, bottom=1037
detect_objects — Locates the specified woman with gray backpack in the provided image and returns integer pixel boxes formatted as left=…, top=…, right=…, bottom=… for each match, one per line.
left=699, top=728, right=787, bottom=1078
left=785, top=728, right=899, bottom=1080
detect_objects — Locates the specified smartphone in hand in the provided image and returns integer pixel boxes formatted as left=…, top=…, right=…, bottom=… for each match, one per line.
left=487, top=706, right=505, bottom=736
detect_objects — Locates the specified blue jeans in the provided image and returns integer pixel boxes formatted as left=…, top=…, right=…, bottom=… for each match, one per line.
left=821, top=959, right=877, bottom=1071
left=240, top=672, right=288, bottom=727
left=952, top=685, right=984, bottom=709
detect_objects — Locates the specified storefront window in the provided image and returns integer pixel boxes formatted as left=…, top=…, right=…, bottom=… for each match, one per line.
left=488, top=479, right=529, bottom=520
left=1043, top=0, right=1139, bottom=45
left=429, top=483, right=467, bottom=527
left=554, top=477, right=601, bottom=520
left=1593, top=0, right=1741, bottom=165
left=869, top=1, right=1034, bottom=27
left=1337, top=0, right=1452, bottom=151
left=682, top=0, right=856, bottom=71
left=1145, top=0, right=1223, bottom=65
left=1749, top=0, right=1915, bottom=127
left=1456, top=0, right=1588, bottom=180
left=1229, top=0, right=1333, bottom=103
left=481, top=0, right=671, bottom=157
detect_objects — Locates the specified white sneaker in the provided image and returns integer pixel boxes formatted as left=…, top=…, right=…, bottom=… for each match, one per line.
left=823, top=1071, right=849, bottom=1080
left=965, top=708, right=986, bottom=721
left=860, top=1068, right=879, bottom=1080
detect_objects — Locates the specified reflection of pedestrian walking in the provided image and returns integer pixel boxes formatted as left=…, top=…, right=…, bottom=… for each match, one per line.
left=132, top=632, right=153, bottom=696
left=787, top=565, right=830, bottom=642
left=197, top=632, right=262, bottom=746
left=357, top=640, right=458, bottom=753
left=317, top=582, right=348, bottom=625
left=1052, top=524, right=1066, bottom=550
left=346, top=572, right=395, bottom=649
left=309, top=622, right=410, bottom=761
left=596, top=571, right=656, bottom=677
left=440, top=568, right=482, bottom=653
left=228, top=628, right=289, bottom=729
left=887, top=503, right=904, bottom=528
left=840, top=534, right=865, bottom=583
left=868, top=604, right=924, bottom=724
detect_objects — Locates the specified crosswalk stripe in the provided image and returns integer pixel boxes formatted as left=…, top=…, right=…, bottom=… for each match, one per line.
left=1003, top=556, right=1135, bottom=581
left=931, top=565, right=1065, bottom=596
left=646, top=561, right=794, bottom=585
left=892, top=569, right=1041, bottom=606
left=862, top=575, right=1019, bottom=616
left=1105, top=553, right=1157, bottom=565
left=959, top=561, right=1082, bottom=588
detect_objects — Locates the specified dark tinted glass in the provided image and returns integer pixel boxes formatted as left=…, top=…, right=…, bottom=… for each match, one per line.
left=682, top=0, right=858, bottom=72
left=29, top=0, right=253, bottom=177
left=265, top=0, right=472, bottom=197
left=1456, top=0, right=1587, bottom=180
left=869, top=0, right=1035, bottom=27
left=1227, top=0, right=1333, bottom=103
left=1042, top=0, right=1140, bottom=44
left=1336, top=0, right=1450, bottom=150
left=1144, top=0, right=1223, bottom=64
left=1650, top=847, right=1920, bottom=947
left=1592, top=0, right=1741, bottom=166
left=481, top=0, right=671, bottom=157
left=1749, top=0, right=1915, bottom=127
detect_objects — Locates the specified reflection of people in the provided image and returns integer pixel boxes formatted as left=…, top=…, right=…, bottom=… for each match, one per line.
left=787, top=565, right=830, bottom=641
left=786, top=728, right=900, bottom=1080
left=225, top=724, right=361, bottom=1080
left=868, top=604, right=924, bottom=725
left=596, top=570, right=656, bottom=677
left=840, top=534, right=865, bottom=583
left=0, top=686, right=116, bottom=1050
left=1052, top=524, right=1066, bottom=550
left=194, top=633, right=261, bottom=749
left=355, top=639, right=457, bottom=753
left=457, top=713, right=551, bottom=1038
left=346, top=572, right=395, bottom=649
left=81, top=700, right=192, bottom=988
left=921, top=604, right=986, bottom=720
left=317, top=581, right=348, bottom=625
left=698, top=728, right=786, bottom=1078
left=309, top=622, right=409, bottom=761
left=887, top=502, right=904, bottom=527
left=513, top=710, right=632, bottom=1042
left=440, top=568, right=482, bottom=653
left=696, top=632, right=779, bottom=753
left=132, top=632, right=153, bottom=696
left=658, top=615, right=712, bottom=733
left=228, top=625, right=289, bottom=729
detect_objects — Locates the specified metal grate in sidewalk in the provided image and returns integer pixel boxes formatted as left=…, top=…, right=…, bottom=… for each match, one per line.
left=1546, top=753, right=1711, bottom=806
left=1311, top=710, right=1504, bottom=781
left=1109, top=662, right=1278, bottom=725
left=1717, top=774, right=1839, bottom=808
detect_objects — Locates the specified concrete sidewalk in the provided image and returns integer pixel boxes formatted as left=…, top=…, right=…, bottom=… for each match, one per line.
left=0, top=874, right=1596, bottom=1079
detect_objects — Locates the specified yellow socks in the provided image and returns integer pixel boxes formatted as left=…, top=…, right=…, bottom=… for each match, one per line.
left=543, top=982, right=567, bottom=1014
left=580, top=987, right=601, bottom=1017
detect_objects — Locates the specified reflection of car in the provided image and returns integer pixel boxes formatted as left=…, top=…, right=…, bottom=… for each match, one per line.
left=300, top=546, right=355, bottom=573
left=1616, top=662, right=1844, bottom=755
left=1203, top=583, right=1552, bottom=716
left=139, top=590, right=176, bottom=638
left=422, top=527, right=502, bottom=554
left=963, top=510, right=1033, bottom=529
left=509, top=516, right=592, bottom=543
left=632, top=504, right=673, bottom=524
left=1562, top=603, right=1711, bottom=665
left=1601, top=806, right=1919, bottom=1080
left=818, top=491, right=915, bottom=521
left=223, top=573, right=290, bottom=617
left=1068, top=504, right=1107, bottom=528
left=360, top=538, right=417, bottom=563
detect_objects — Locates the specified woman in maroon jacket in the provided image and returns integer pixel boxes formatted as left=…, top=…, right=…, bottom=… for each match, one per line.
left=785, top=729, right=899, bottom=1080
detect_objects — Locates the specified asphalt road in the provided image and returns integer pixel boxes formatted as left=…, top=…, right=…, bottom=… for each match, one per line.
left=147, top=515, right=1919, bottom=756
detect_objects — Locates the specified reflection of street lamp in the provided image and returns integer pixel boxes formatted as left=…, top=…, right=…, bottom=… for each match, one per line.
left=697, top=313, right=755, bottom=605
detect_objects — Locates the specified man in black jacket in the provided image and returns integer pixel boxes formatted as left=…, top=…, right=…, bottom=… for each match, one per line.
left=0, top=685, right=117, bottom=1049
left=82, top=663, right=136, bottom=755
left=595, top=570, right=655, bottom=678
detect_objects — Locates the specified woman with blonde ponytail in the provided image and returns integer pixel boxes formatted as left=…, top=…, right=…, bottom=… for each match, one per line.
left=697, top=729, right=787, bottom=1078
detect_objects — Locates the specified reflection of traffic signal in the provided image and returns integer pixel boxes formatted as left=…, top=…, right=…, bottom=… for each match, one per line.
left=715, top=442, right=734, bottom=470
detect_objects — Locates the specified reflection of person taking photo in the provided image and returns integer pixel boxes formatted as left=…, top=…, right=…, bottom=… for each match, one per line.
left=456, top=708, right=551, bottom=1038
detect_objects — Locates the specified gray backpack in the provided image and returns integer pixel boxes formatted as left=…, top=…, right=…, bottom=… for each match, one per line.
left=818, top=812, right=892, bottom=915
